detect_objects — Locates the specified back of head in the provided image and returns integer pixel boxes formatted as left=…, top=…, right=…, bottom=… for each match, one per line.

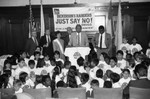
left=104, top=81, right=112, bottom=88
left=81, top=73, right=89, bottom=84
left=134, top=64, right=147, bottom=78
left=96, top=69, right=103, bottom=78
left=56, top=81, right=65, bottom=88
left=110, top=73, right=120, bottom=83
left=77, top=57, right=84, bottom=66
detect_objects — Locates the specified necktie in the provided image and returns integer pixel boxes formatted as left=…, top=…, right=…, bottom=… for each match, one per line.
left=100, top=34, right=102, bottom=49
left=34, top=38, right=38, bottom=46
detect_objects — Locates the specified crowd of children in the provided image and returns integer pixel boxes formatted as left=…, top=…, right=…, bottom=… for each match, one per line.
left=0, top=37, right=150, bottom=98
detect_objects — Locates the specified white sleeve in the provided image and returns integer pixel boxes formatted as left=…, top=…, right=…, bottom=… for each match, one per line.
left=76, top=76, right=81, bottom=85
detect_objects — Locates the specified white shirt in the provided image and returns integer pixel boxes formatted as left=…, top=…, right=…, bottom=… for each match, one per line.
left=117, top=59, right=127, bottom=69
left=35, top=83, right=46, bottom=89
left=108, top=66, right=122, bottom=74
left=129, top=44, right=142, bottom=55
left=15, top=88, right=23, bottom=94
left=98, top=33, right=106, bottom=48
left=76, top=32, right=81, bottom=46
left=98, top=61, right=111, bottom=73
left=113, top=82, right=121, bottom=88
left=14, top=66, right=30, bottom=79
left=119, top=43, right=130, bottom=52
left=119, top=77, right=131, bottom=86
left=81, top=81, right=91, bottom=91
left=95, top=77, right=104, bottom=88
left=56, top=58, right=64, bottom=64
left=78, top=66, right=86, bottom=73
left=24, top=79, right=35, bottom=88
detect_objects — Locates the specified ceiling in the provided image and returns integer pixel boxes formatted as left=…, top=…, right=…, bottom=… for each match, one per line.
left=0, top=0, right=150, bottom=7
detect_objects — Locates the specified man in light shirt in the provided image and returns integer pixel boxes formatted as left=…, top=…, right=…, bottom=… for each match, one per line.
left=69, top=24, right=89, bottom=47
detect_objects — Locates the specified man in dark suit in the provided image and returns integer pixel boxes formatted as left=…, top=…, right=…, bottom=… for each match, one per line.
left=92, top=25, right=111, bottom=57
left=123, top=64, right=150, bottom=98
left=40, top=29, right=54, bottom=60
left=25, top=30, right=39, bottom=56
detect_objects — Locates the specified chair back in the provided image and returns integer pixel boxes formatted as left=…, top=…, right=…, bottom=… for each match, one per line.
left=15, top=92, right=34, bottom=99
left=93, top=87, right=122, bottom=99
left=24, top=88, right=51, bottom=99
left=57, top=87, right=86, bottom=99
left=130, top=87, right=150, bottom=99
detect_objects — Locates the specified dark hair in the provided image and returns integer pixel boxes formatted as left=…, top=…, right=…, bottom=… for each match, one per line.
left=81, top=73, right=89, bottom=84
left=76, top=24, right=82, bottom=29
left=110, top=57, right=117, bottom=63
left=117, top=50, right=124, bottom=56
left=3, top=59, right=12, bottom=71
left=77, top=57, right=84, bottom=66
left=103, top=81, right=112, bottom=88
left=110, top=73, right=120, bottom=83
left=56, top=81, right=65, bottom=88
left=18, top=58, right=25, bottom=63
left=91, top=58, right=99, bottom=66
left=28, top=60, right=35, bottom=66
left=101, top=52, right=108, bottom=59
left=67, top=66, right=78, bottom=88
left=3, top=70, right=12, bottom=77
left=0, top=74, right=9, bottom=88
left=54, top=51, right=60, bottom=56
left=64, top=61, right=71, bottom=67
left=42, top=75, right=51, bottom=84
left=13, top=79, right=22, bottom=86
left=36, top=75, right=43, bottom=84
left=56, top=31, right=61, bottom=36
left=90, top=79, right=99, bottom=86
left=96, top=69, right=103, bottom=78
left=134, top=64, right=147, bottom=77
left=19, top=72, right=28, bottom=84
left=98, top=25, right=104, bottom=30
left=122, top=69, right=130, bottom=74
left=52, top=66, right=61, bottom=80
left=34, top=51, right=41, bottom=56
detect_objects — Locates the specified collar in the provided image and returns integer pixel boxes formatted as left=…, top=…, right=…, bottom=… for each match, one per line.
left=139, top=76, right=147, bottom=79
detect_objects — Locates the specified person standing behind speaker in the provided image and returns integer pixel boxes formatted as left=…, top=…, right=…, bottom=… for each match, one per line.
left=25, top=30, right=39, bottom=56
left=39, top=29, right=54, bottom=60
left=92, top=25, right=111, bottom=57
left=69, top=24, right=89, bottom=47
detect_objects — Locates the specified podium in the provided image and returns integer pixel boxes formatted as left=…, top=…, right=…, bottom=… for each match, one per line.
left=64, top=47, right=91, bottom=66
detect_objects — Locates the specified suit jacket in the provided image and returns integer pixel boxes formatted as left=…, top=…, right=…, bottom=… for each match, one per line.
left=61, top=32, right=70, bottom=49
left=70, top=32, right=89, bottom=47
left=92, top=33, right=111, bottom=49
left=39, top=35, right=54, bottom=59
left=123, top=78, right=150, bottom=95
left=25, top=38, right=38, bottom=56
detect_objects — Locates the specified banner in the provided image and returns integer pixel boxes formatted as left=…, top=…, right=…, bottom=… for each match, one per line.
left=53, top=7, right=99, bottom=31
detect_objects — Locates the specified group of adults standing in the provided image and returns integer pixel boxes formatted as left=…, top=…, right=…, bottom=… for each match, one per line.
left=25, top=24, right=112, bottom=60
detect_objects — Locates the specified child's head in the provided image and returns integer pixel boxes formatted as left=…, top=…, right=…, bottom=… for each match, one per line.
left=110, top=73, right=120, bottom=83
left=18, top=58, right=25, bottom=68
left=54, top=51, right=60, bottom=59
left=50, top=58, right=56, bottom=66
left=68, top=66, right=77, bottom=76
left=35, top=46, right=42, bottom=53
left=105, top=70, right=113, bottom=79
left=126, top=53, right=133, bottom=61
left=104, top=55, right=110, bottom=65
left=100, top=52, right=108, bottom=61
left=91, top=58, right=99, bottom=68
left=122, top=69, right=130, bottom=79
left=103, top=81, right=112, bottom=88
left=77, top=57, right=84, bottom=67
left=56, top=81, right=65, bottom=88
left=3, top=59, right=12, bottom=70
left=3, top=70, right=12, bottom=77
left=96, top=69, right=103, bottom=78
left=56, top=61, right=63, bottom=68
left=80, top=73, right=89, bottom=84
left=28, top=60, right=35, bottom=69
left=123, top=37, right=128, bottom=44
left=44, top=53, right=50, bottom=61
left=64, top=61, right=71, bottom=69
left=42, top=75, right=51, bottom=87
left=19, top=72, right=29, bottom=84
left=110, top=57, right=117, bottom=68
left=116, top=50, right=124, bottom=60
left=34, top=51, right=41, bottom=60
left=13, top=79, right=22, bottom=92
left=36, top=75, right=43, bottom=84
left=90, top=79, right=99, bottom=88
left=132, top=37, right=138, bottom=45
left=19, top=51, right=27, bottom=59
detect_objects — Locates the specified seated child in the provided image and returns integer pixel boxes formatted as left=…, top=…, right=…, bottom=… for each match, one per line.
left=95, top=69, right=104, bottom=88
left=80, top=73, right=90, bottom=91
left=110, top=73, right=121, bottom=88
left=13, top=79, right=23, bottom=94
left=86, top=79, right=99, bottom=98
left=77, top=57, right=86, bottom=73
left=103, top=81, right=112, bottom=88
